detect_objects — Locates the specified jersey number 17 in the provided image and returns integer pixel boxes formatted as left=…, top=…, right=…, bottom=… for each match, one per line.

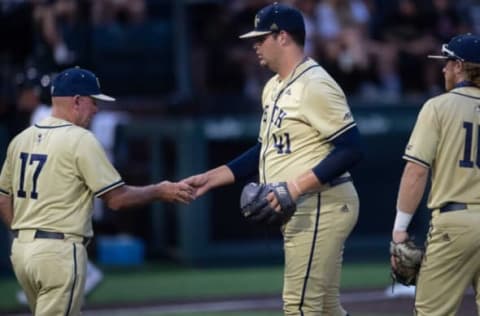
left=17, top=152, right=48, bottom=199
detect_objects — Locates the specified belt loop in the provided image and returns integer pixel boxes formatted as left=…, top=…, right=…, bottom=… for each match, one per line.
left=16, top=229, right=36, bottom=242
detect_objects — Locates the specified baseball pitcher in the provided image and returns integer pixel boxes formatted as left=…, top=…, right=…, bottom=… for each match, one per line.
left=185, top=3, right=363, bottom=315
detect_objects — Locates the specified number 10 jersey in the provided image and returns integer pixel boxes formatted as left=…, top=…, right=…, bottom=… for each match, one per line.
left=404, top=86, right=480, bottom=209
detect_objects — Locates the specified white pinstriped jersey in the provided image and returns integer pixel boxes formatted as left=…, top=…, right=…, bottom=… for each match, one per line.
left=0, top=116, right=124, bottom=237
left=404, top=86, right=480, bottom=209
left=258, top=58, right=356, bottom=183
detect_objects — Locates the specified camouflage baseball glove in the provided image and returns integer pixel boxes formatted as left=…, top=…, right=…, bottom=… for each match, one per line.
left=240, top=182, right=296, bottom=225
left=390, top=239, right=424, bottom=286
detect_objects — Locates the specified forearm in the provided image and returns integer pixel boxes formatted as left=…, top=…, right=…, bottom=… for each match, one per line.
left=0, top=195, right=13, bottom=227
left=396, top=162, right=429, bottom=215
left=205, top=165, right=235, bottom=189
left=312, top=127, right=363, bottom=183
left=103, top=185, right=159, bottom=211
left=291, top=170, right=323, bottom=195
left=393, top=162, right=428, bottom=235
left=226, top=143, right=260, bottom=181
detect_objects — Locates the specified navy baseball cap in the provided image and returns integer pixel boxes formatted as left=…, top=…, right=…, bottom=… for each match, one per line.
left=239, top=2, right=305, bottom=39
left=428, top=33, right=480, bottom=63
left=51, top=67, right=115, bottom=101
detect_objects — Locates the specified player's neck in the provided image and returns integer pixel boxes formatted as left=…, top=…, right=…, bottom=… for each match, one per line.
left=277, top=49, right=306, bottom=81
left=51, top=102, right=75, bottom=124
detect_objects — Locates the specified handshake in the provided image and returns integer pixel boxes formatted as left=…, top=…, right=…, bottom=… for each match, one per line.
left=181, top=168, right=299, bottom=225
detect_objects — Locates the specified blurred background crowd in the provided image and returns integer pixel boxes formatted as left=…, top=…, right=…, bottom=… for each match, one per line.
left=1, top=0, right=479, bottom=126
left=0, top=0, right=479, bottom=267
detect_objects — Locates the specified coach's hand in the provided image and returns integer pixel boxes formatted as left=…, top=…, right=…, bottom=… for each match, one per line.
left=158, top=181, right=195, bottom=204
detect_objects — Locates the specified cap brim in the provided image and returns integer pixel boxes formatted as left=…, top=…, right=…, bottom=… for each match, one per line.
left=427, top=55, right=448, bottom=60
left=239, top=30, right=272, bottom=39
left=91, top=94, right=116, bottom=102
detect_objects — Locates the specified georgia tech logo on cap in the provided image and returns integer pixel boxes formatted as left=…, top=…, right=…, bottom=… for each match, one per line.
left=254, top=15, right=260, bottom=28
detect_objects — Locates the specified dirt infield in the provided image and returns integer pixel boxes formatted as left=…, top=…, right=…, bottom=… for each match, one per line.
left=343, top=290, right=477, bottom=315
left=82, top=289, right=478, bottom=316
left=6, top=288, right=477, bottom=316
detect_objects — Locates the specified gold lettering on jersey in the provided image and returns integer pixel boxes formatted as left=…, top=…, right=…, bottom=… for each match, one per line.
left=271, top=105, right=287, bottom=128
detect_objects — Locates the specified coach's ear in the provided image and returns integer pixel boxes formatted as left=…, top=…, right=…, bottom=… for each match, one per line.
left=73, top=95, right=81, bottom=110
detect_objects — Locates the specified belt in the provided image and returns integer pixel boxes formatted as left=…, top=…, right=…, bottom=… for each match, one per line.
left=439, top=202, right=467, bottom=213
left=12, top=229, right=91, bottom=246
left=329, top=176, right=352, bottom=187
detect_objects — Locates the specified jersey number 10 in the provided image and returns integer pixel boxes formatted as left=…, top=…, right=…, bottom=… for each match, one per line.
left=460, top=121, right=480, bottom=168
left=17, top=152, right=48, bottom=199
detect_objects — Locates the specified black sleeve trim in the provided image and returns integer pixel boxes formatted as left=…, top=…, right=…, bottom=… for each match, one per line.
left=403, top=154, right=430, bottom=168
left=95, top=180, right=125, bottom=197
left=324, top=122, right=356, bottom=142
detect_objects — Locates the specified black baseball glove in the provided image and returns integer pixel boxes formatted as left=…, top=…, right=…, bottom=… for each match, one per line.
left=240, top=182, right=296, bottom=225
left=390, top=239, right=424, bottom=286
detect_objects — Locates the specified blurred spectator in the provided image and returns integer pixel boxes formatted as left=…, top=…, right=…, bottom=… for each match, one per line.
left=10, top=67, right=51, bottom=137
left=91, top=0, right=146, bottom=25
left=0, top=1, right=35, bottom=66
left=32, top=0, right=91, bottom=70
left=378, top=0, right=438, bottom=96
left=311, top=0, right=381, bottom=96
left=294, top=0, right=318, bottom=57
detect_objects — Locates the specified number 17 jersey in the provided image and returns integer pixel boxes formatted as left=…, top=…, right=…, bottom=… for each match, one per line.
left=0, top=117, right=124, bottom=237
left=404, top=86, right=480, bottom=209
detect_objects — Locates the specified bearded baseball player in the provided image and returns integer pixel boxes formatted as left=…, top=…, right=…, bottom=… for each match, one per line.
left=391, top=33, right=480, bottom=315
left=185, top=3, right=363, bottom=315
left=0, top=67, right=195, bottom=315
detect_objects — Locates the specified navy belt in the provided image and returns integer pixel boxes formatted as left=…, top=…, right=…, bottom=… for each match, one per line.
left=329, top=176, right=352, bottom=187
left=12, top=229, right=91, bottom=246
left=439, top=202, right=467, bottom=213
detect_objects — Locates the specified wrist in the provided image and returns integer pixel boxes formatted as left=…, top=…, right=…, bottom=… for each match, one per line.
left=291, top=180, right=301, bottom=195
left=393, top=208, right=413, bottom=232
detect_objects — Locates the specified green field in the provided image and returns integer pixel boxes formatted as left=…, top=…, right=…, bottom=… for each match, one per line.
left=0, top=262, right=393, bottom=315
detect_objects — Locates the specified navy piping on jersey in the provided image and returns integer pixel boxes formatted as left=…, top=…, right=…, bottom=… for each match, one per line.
left=65, top=243, right=77, bottom=316
left=455, top=80, right=475, bottom=88
left=261, top=63, right=321, bottom=183
left=324, top=121, right=356, bottom=143
left=449, top=91, right=480, bottom=100
left=95, top=180, right=125, bottom=196
left=299, top=193, right=321, bottom=315
left=403, top=154, right=430, bottom=168
left=35, top=123, right=73, bottom=129
left=0, top=188, right=8, bottom=195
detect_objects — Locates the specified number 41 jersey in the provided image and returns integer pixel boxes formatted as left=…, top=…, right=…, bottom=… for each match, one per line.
left=404, top=86, right=480, bottom=209
left=258, top=58, right=356, bottom=184
left=0, top=117, right=124, bottom=237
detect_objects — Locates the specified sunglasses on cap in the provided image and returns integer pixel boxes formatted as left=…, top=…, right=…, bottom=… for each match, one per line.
left=441, top=44, right=465, bottom=62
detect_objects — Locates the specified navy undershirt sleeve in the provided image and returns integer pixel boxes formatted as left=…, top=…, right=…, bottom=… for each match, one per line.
left=226, top=143, right=261, bottom=181
left=312, top=126, right=363, bottom=183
